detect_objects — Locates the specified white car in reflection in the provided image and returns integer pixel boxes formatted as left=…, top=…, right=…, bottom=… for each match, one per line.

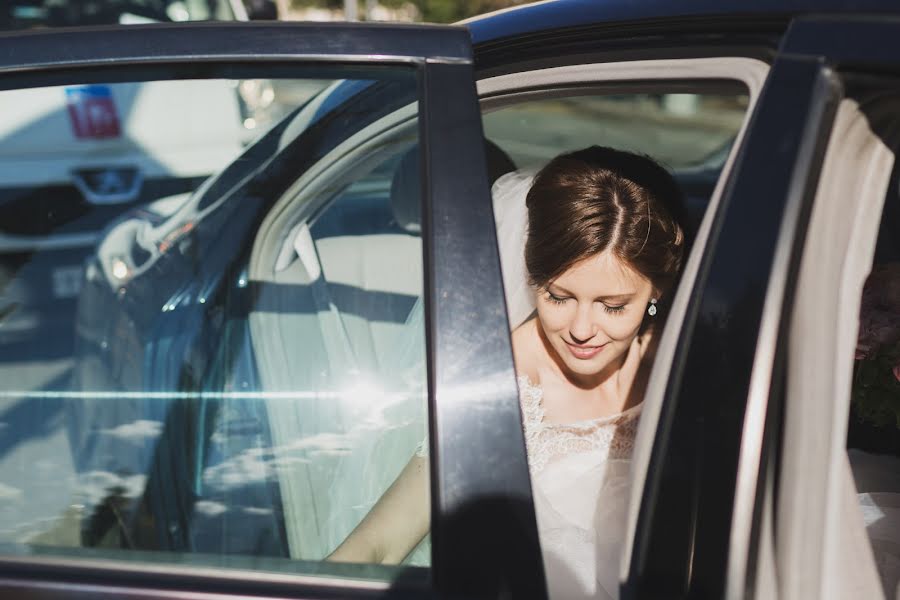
left=0, top=0, right=279, bottom=350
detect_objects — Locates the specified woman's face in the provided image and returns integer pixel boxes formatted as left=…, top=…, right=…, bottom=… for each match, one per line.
left=535, top=251, right=656, bottom=381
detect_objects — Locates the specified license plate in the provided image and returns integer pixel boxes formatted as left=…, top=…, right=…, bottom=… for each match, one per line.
left=51, top=266, right=84, bottom=299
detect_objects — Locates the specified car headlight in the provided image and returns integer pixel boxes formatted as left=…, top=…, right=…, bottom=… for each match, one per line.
left=237, top=79, right=276, bottom=130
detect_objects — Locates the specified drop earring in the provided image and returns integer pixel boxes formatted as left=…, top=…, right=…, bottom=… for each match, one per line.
left=648, top=299, right=658, bottom=316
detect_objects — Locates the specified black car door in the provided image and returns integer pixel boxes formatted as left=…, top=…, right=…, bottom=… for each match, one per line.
left=624, top=13, right=900, bottom=600
left=0, top=23, right=543, bottom=600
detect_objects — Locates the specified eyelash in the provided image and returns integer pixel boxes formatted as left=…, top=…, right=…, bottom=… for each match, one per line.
left=545, top=292, right=627, bottom=314
left=547, top=292, right=568, bottom=305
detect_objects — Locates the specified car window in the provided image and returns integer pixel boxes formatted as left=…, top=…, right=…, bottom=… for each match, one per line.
left=483, top=93, right=747, bottom=169
left=482, top=87, right=749, bottom=330
left=482, top=91, right=749, bottom=236
left=481, top=79, right=756, bottom=597
left=2, top=0, right=239, bottom=28
left=0, top=68, right=431, bottom=584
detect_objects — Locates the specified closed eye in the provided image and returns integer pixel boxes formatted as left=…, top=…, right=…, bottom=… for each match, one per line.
left=547, top=291, right=570, bottom=305
left=603, top=303, right=626, bottom=314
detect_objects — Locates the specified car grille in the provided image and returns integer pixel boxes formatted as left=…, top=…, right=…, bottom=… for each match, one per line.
left=0, top=176, right=207, bottom=237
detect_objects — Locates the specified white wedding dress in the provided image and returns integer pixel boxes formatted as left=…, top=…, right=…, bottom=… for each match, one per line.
left=491, top=169, right=638, bottom=599
left=491, top=169, right=900, bottom=599
left=518, top=374, right=639, bottom=600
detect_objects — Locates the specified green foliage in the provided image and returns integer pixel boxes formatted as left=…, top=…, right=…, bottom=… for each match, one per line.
left=853, top=343, right=900, bottom=429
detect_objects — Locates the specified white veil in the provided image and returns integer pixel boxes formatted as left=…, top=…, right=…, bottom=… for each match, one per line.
left=492, top=169, right=538, bottom=330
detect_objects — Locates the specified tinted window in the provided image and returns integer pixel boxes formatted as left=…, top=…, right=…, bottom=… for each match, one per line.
left=482, top=91, right=749, bottom=234
left=0, top=68, right=429, bottom=583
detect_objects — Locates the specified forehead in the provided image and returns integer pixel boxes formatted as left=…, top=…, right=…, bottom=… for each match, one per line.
left=551, top=251, right=650, bottom=295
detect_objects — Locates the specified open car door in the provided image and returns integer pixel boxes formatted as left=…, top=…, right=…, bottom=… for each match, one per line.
left=0, top=23, right=543, bottom=600
left=624, top=13, right=900, bottom=600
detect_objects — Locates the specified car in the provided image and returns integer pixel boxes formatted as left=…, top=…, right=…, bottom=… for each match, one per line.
left=0, top=0, right=286, bottom=357
left=0, top=2, right=899, bottom=599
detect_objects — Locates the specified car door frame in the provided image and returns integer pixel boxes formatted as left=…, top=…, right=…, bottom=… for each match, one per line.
left=468, top=25, right=783, bottom=600
left=469, top=14, right=900, bottom=598
left=763, top=16, right=900, bottom=600
left=616, top=15, right=895, bottom=600
left=0, top=22, right=544, bottom=600
left=466, top=12, right=900, bottom=600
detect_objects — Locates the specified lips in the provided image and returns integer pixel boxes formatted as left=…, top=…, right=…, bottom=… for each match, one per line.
left=565, top=341, right=606, bottom=359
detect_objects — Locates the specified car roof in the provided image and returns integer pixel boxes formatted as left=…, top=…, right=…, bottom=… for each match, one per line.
left=465, top=0, right=900, bottom=45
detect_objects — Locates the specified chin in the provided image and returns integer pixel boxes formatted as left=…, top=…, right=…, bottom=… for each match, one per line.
left=563, top=355, right=612, bottom=377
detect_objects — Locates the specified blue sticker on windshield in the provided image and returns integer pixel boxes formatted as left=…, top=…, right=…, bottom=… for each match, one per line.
left=65, top=85, right=122, bottom=140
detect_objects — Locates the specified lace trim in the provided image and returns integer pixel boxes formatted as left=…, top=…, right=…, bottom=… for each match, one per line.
left=517, top=375, right=640, bottom=474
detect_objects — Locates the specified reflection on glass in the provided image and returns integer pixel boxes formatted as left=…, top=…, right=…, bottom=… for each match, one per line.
left=0, top=68, right=428, bottom=581
left=6, top=0, right=240, bottom=29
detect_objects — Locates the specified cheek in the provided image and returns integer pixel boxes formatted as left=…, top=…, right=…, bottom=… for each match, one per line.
left=535, top=303, right=572, bottom=334
left=602, top=311, right=645, bottom=341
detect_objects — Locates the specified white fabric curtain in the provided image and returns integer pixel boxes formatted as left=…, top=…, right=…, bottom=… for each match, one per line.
left=778, top=99, right=895, bottom=600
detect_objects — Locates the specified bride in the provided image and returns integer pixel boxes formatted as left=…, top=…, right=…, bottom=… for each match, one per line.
left=329, top=146, right=687, bottom=600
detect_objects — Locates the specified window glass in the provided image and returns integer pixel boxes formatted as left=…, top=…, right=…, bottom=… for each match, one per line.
left=0, top=68, right=429, bottom=582
left=483, top=93, right=747, bottom=168
left=482, top=92, right=749, bottom=233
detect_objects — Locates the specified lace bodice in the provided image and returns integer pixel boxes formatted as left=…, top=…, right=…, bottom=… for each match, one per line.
left=414, top=374, right=640, bottom=598
left=518, top=375, right=641, bottom=475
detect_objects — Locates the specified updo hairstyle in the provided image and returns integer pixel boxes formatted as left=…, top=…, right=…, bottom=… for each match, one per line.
left=525, top=146, right=686, bottom=298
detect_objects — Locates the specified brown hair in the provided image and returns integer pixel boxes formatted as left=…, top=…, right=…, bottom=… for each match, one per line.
left=525, top=146, right=686, bottom=296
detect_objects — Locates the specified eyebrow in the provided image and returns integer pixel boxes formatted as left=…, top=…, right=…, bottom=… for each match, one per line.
left=547, top=284, right=636, bottom=302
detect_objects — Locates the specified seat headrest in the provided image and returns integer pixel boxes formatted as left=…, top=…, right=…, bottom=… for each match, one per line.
left=390, top=139, right=516, bottom=234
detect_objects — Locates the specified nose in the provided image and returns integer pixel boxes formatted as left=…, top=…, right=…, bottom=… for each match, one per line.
left=569, top=305, right=596, bottom=344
